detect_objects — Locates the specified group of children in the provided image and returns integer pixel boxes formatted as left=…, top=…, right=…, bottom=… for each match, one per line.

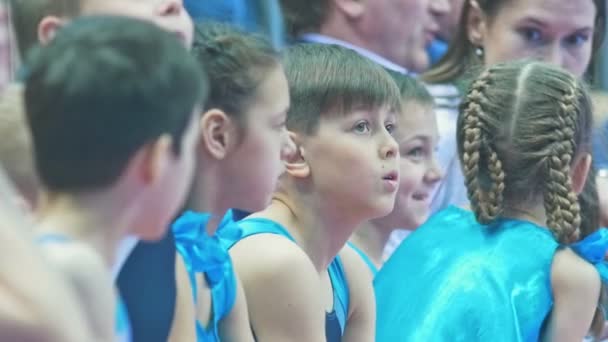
left=2, top=0, right=608, bottom=341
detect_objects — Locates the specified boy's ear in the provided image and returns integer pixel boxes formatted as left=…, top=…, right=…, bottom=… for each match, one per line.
left=133, top=134, right=172, bottom=186
left=38, top=16, right=65, bottom=46
left=284, top=132, right=310, bottom=179
left=198, top=108, right=238, bottom=160
left=331, top=0, right=365, bottom=20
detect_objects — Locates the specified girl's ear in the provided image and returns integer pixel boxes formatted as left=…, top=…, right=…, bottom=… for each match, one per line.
left=198, top=108, right=239, bottom=160
left=571, top=153, right=592, bottom=195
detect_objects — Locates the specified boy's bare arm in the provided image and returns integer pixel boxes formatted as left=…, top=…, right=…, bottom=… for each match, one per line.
left=230, top=235, right=326, bottom=342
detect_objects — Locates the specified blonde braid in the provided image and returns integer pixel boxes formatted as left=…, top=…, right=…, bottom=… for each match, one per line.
left=461, top=70, right=504, bottom=223
left=543, top=87, right=581, bottom=243
left=484, top=144, right=506, bottom=219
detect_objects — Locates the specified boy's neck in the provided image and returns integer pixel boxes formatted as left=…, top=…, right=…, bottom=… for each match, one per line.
left=350, top=222, right=392, bottom=269
left=35, top=192, right=133, bottom=267
left=257, top=191, right=362, bottom=273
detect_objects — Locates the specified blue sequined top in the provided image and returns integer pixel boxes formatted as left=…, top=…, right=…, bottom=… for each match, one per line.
left=172, top=211, right=243, bottom=341
left=375, top=206, right=608, bottom=342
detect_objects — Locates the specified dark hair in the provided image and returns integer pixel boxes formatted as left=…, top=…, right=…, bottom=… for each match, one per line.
left=457, top=60, right=593, bottom=244
left=385, top=69, right=434, bottom=106
left=191, top=22, right=279, bottom=123
left=278, top=0, right=328, bottom=37
left=283, top=43, right=401, bottom=134
left=423, top=0, right=606, bottom=85
left=24, top=16, right=207, bottom=192
left=9, top=0, right=82, bottom=59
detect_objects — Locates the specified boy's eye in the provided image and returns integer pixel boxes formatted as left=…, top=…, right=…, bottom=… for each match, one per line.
left=408, top=147, right=424, bottom=157
left=385, top=123, right=396, bottom=135
left=354, top=121, right=371, bottom=133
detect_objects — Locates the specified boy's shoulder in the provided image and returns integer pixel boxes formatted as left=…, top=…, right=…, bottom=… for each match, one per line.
left=38, top=238, right=107, bottom=280
left=229, top=224, right=320, bottom=297
left=230, top=231, right=313, bottom=276
left=229, top=232, right=326, bottom=341
left=37, top=238, right=115, bottom=339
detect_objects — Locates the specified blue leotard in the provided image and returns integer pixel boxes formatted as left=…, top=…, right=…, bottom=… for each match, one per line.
left=220, top=217, right=350, bottom=341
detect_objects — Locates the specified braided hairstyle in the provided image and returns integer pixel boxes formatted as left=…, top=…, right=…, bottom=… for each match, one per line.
left=456, top=60, right=593, bottom=244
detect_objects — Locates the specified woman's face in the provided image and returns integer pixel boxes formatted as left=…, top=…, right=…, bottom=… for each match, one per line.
left=471, top=0, right=596, bottom=77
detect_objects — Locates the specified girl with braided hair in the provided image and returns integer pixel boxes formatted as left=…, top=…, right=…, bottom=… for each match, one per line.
left=375, top=60, right=608, bottom=341
left=384, top=0, right=606, bottom=259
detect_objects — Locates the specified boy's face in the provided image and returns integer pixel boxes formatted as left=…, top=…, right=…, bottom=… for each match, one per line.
left=81, top=0, right=193, bottom=47
left=134, top=109, right=200, bottom=240
left=374, top=102, right=442, bottom=230
left=301, top=106, right=400, bottom=222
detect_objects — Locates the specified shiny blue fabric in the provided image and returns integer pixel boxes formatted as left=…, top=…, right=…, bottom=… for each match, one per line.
left=172, top=211, right=242, bottom=341
left=375, top=206, right=559, bottom=342
left=219, top=218, right=350, bottom=341
left=375, top=206, right=608, bottom=342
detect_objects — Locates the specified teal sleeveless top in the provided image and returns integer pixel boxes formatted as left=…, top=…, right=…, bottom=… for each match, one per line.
left=346, top=242, right=378, bottom=276
left=219, top=217, right=350, bottom=341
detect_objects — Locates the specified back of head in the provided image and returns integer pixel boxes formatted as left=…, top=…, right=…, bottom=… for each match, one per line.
left=191, top=21, right=279, bottom=123
left=279, top=0, right=327, bottom=37
left=385, top=69, right=434, bottom=107
left=9, top=0, right=82, bottom=59
left=457, top=60, right=593, bottom=243
left=24, top=15, right=207, bottom=193
left=423, top=0, right=606, bottom=85
left=282, top=43, right=401, bottom=134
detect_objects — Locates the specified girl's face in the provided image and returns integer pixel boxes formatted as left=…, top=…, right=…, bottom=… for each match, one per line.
left=218, top=65, right=294, bottom=213
left=470, top=0, right=596, bottom=77
left=374, top=101, right=442, bottom=230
